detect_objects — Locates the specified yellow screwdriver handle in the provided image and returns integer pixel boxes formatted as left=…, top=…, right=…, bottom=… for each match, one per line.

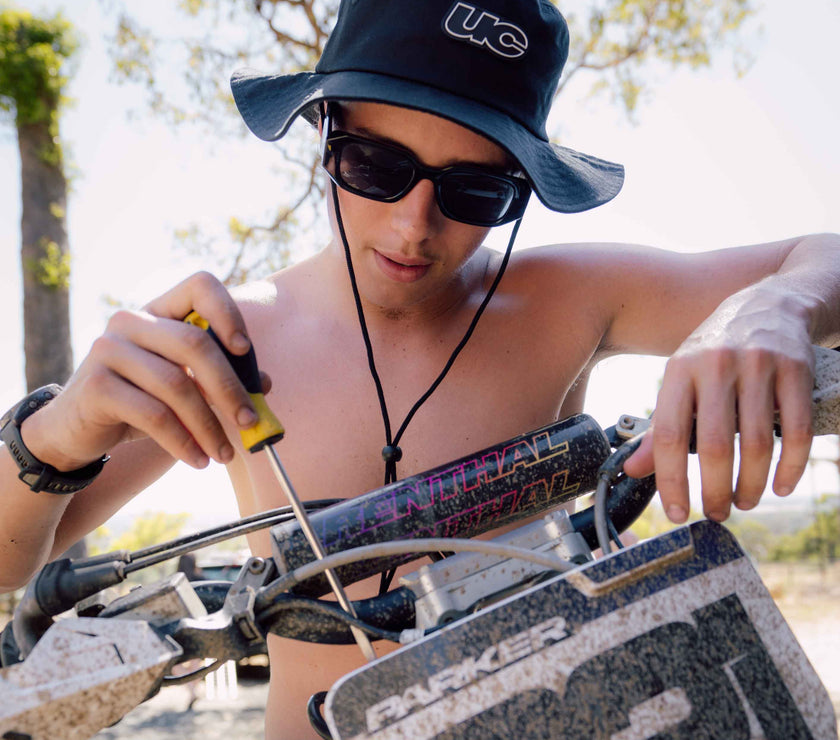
left=184, top=311, right=285, bottom=453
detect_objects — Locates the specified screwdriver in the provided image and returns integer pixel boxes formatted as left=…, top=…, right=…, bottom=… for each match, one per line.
left=184, top=311, right=377, bottom=662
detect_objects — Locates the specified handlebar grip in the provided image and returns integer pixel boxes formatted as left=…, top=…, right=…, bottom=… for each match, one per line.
left=11, top=557, right=127, bottom=659
left=184, top=311, right=285, bottom=452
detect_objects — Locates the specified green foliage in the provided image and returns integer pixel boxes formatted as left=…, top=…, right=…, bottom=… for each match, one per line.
left=0, top=6, right=77, bottom=155
left=106, top=1, right=333, bottom=282
left=628, top=500, right=701, bottom=541
left=178, top=0, right=205, bottom=17
left=724, top=516, right=775, bottom=562
left=631, top=496, right=840, bottom=565
left=90, top=511, right=191, bottom=582
left=91, top=510, right=191, bottom=554
left=111, top=14, right=156, bottom=88
left=770, top=494, right=840, bottom=565
left=26, top=238, right=71, bottom=289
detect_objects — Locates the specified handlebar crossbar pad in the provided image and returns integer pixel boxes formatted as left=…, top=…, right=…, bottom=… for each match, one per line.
left=272, top=414, right=611, bottom=597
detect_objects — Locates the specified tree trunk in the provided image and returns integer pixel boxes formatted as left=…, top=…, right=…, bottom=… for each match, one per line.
left=18, top=118, right=73, bottom=391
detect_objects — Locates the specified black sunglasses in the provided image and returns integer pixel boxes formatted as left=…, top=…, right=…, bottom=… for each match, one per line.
left=320, top=112, right=530, bottom=227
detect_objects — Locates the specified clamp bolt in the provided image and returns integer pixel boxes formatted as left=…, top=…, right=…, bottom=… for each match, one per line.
left=248, top=558, right=266, bottom=574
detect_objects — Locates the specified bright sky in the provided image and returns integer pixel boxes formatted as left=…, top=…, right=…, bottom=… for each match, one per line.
left=1, top=0, right=838, bottom=528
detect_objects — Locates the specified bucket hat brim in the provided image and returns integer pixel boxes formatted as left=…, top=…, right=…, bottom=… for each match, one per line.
left=232, top=68, right=624, bottom=214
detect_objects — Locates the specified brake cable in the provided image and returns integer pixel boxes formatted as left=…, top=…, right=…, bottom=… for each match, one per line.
left=124, top=499, right=344, bottom=574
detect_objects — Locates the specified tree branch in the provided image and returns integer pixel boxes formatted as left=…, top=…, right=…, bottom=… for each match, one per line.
left=221, top=153, right=322, bottom=285
left=253, top=0, right=323, bottom=54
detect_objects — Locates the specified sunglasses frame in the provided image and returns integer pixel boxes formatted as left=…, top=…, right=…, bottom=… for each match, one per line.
left=319, top=106, right=531, bottom=227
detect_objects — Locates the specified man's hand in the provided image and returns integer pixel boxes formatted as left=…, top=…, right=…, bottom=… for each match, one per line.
left=624, top=285, right=816, bottom=523
left=20, top=272, right=270, bottom=473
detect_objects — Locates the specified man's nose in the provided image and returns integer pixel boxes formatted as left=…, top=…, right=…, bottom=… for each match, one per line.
left=389, top=178, right=441, bottom=243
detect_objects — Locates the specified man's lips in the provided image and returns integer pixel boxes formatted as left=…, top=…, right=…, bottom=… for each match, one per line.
left=374, top=251, right=432, bottom=282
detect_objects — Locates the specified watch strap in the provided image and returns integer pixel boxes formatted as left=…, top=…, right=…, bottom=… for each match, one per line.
left=1, top=385, right=108, bottom=494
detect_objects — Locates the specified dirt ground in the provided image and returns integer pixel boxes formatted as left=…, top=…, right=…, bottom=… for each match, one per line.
left=93, top=563, right=839, bottom=739
left=94, top=674, right=270, bottom=740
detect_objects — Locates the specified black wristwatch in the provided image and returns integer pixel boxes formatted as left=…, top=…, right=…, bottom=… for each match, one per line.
left=0, top=384, right=108, bottom=494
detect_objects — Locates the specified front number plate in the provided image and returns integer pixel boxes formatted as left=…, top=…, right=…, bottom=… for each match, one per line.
left=326, top=521, right=835, bottom=740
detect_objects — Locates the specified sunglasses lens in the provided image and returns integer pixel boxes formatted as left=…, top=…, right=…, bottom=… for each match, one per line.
left=440, top=175, right=516, bottom=225
left=327, top=134, right=526, bottom=226
left=338, top=141, right=413, bottom=199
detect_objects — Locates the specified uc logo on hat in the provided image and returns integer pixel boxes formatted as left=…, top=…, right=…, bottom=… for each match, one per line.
left=443, top=2, right=529, bottom=59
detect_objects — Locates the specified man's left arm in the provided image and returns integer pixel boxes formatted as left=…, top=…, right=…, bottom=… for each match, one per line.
left=610, top=233, right=840, bottom=523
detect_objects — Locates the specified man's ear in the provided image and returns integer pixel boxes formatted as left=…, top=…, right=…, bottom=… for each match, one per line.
left=319, top=102, right=339, bottom=160
left=317, top=101, right=326, bottom=135
left=319, top=102, right=330, bottom=159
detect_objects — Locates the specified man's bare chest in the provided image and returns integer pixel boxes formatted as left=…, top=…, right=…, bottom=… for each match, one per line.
left=238, top=307, right=598, bottom=514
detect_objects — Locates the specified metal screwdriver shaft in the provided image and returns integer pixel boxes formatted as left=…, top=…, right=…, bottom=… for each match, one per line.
left=182, top=312, right=377, bottom=662
left=264, top=445, right=377, bottom=662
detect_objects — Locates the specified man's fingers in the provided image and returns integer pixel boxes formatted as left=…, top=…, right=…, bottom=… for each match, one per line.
left=623, top=431, right=654, bottom=479
left=100, top=335, right=234, bottom=464
left=773, top=356, right=814, bottom=496
left=105, top=310, right=257, bottom=431
left=695, top=374, right=737, bottom=522
left=651, top=367, right=695, bottom=524
left=260, top=370, right=272, bottom=395
left=143, top=272, right=251, bottom=357
left=31, top=272, right=258, bottom=472
left=88, top=369, right=211, bottom=469
left=733, top=355, right=776, bottom=510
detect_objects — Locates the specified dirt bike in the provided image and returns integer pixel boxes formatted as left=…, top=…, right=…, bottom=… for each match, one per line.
left=1, top=346, right=839, bottom=740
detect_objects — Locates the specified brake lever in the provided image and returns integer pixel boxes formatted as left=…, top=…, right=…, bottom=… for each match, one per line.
left=161, top=556, right=274, bottom=665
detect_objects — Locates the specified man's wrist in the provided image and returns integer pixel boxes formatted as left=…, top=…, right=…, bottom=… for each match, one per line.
left=723, top=282, right=815, bottom=341
left=19, top=411, right=94, bottom=473
left=1, top=386, right=108, bottom=494
left=750, top=277, right=825, bottom=334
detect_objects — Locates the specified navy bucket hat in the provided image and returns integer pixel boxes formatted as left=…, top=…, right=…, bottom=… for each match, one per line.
left=231, top=0, right=625, bottom=214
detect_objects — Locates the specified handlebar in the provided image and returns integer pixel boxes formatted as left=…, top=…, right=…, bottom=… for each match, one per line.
left=5, top=412, right=656, bottom=662
left=271, top=414, right=625, bottom=598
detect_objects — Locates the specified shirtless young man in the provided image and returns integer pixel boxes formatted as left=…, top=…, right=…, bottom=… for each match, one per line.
left=1, top=1, right=839, bottom=737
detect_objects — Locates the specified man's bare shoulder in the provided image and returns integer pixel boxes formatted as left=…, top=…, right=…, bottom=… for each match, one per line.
left=502, top=241, right=652, bottom=295
left=229, top=250, right=330, bottom=326
left=507, top=240, right=664, bottom=273
left=230, top=276, right=280, bottom=309
left=502, top=240, right=724, bottom=308
left=506, top=238, right=798, bottom=358
left=498, top=241, right=698, bottom=359
left=509, top=238, right=793, bottom=286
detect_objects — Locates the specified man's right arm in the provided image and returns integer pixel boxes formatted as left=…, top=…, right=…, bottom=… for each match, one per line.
left=0, top=437, right=175, bottom=591
left=0, top=272, right=266, bottom=591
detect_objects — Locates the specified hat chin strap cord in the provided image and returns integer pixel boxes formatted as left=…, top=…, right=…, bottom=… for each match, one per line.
left=330, top=182, right=522, bottom=590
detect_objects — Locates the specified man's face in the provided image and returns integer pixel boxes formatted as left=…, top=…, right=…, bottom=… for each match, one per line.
left=324, top=101, right=515, bottom=315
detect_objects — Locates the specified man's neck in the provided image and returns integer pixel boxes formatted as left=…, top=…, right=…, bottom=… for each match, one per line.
left=320, top=240, right=493, bottom=333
